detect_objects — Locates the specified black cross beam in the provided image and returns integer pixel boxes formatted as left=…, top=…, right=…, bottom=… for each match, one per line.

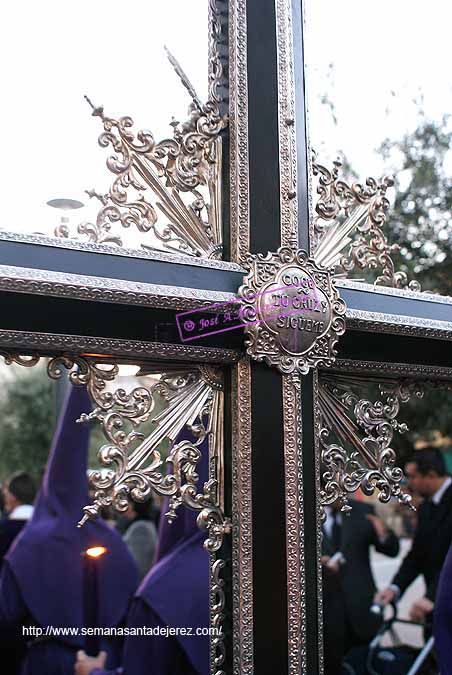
left=0, top=2, right=451, bottom=674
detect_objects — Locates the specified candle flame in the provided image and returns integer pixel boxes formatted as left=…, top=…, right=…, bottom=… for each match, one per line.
left=86, top=546, right=107, bottom=558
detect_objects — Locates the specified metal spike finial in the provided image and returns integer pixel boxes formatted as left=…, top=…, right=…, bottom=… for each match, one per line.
left=84, top=95, right=105, bottom=119
left=164, top=45, right=203, bottom=111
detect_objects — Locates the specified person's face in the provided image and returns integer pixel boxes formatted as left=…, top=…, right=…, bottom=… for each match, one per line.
left=3, top=485, right=18, bottom=513
left=405, top=462, right=436, bottom=498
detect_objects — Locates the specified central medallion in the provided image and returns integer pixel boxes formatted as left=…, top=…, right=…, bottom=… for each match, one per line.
left=238, top=247, right=346, bottom=375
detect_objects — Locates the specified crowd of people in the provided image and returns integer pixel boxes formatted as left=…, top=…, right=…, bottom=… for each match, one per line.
left=322, top=447, right=452, bottom=674
left=0, top=385, right=210, bottom=675
left=3, top=383, right=452, bottom=675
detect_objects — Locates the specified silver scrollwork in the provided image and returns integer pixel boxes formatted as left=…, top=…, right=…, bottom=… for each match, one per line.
left=312, top=154, right=421, bottom=291
left=319, top=373, right=425, bottom=511
left=67, top=361, right=230, bottom=552
left=82, top=53, right=227, bottom=259
left=0, top=351, right=230, bottom=553
left=211, top=557, right=227, bottom=675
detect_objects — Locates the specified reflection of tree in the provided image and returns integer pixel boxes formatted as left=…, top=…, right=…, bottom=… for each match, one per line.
left=314, top=83, right=452, bottom=479
left=0, top=368, right=172, bottom=488
left=0, top=366, right=54, bottom=482
left=380, top=113, right=452, bottom=294
left=392, top=385, right=452, bottom=465
left=316, top=73, right=452, bottom=295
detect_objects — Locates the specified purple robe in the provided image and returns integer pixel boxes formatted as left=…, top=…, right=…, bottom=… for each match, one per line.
left=0, top=518, right=28, bottom=566
left=153, top=438, right=200, bottom=565
left=1, top=385, right=139, bottom=674
left=434, top=541, right=452, bottom=673
left=91, top=431, right=210, bottom=675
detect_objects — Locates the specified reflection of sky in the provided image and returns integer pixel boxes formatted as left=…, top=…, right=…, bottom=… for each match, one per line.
left=1, top=1, right=450, bottom=250
left=305, top=0, right=452, bottom=177
left=0, top=0, right=207, bottom=247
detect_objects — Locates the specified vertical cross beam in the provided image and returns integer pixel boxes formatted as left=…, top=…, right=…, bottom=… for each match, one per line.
left=231, top=1, right=321, bottom=674
left=246, top=1, right=288, bottom=669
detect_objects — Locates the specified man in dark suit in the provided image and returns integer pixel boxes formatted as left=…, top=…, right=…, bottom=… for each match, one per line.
left=375, top=447, right=452, bottom=623
left=322, top=498, right=399, bottom=660
left=0, top=472, right=36, bottom=565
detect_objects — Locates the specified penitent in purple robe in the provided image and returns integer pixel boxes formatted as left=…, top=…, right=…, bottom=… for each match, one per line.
left=91, top=430, right=210, bottom=675
left=434, top=541, right=452, bottom=673
left=0, top=384, right=138, bottom=675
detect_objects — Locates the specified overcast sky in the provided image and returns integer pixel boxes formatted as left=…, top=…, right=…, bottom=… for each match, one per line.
left=0, top=0, right=450, bottom=247
left=305, top=0, right=452, bottom=176
left=0, top=0, right=208, bottom=246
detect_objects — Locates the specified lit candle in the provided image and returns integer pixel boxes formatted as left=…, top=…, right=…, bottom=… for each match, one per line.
left=83, top=546, right=107, bottom=656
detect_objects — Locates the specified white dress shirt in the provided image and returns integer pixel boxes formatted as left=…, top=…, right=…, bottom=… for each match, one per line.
left=8, top=504, right=34, bottom=520
left=432, top=476, right=452, bottom=505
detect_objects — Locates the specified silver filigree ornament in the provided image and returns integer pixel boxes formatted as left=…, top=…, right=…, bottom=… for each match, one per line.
left=73, top=362, right=231, bottom=553
left=0, top=352, right=230, bottom=553
left=53, top=199, right=123, bottom=247
left=76, top=47, right=227, bottom=259
left=312, top=153, right=421, bottom=291
left=318, top=373, right=426, bottom=512
left=238, top=247, right=346, bottom=375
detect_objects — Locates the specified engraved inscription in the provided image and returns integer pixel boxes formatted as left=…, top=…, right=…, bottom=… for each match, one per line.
left=238, top=247, right=346, bottom=375
left=258, top=265, right=332, bottom=355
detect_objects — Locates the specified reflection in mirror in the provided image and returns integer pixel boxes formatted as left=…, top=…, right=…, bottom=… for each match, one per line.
left=0, top=1, right=218, bottom=256
left=0, top=359, right=219, bottom=675
left=305, top=0, right=452, bottom=295
left=319, top=373, right=452, bottom=674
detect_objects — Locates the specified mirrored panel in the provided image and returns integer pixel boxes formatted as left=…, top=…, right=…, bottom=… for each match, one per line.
left=0, top=2, right=224, bottom=258
left=319, top=371, right=452, bottom=674
left=0, top=356, right=225, bottom=674
left=305, top=0, right=452, bottom=295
